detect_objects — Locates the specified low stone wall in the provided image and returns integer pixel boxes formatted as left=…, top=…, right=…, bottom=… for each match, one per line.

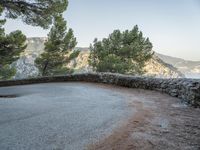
left=0, top=73, right=199, bottom=107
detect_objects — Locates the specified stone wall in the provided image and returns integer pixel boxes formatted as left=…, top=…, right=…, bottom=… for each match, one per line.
left=0, top=73, right=199, bottom=107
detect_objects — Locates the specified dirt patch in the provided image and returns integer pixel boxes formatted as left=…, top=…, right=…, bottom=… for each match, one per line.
left=87, top=85, right=200, bottom=150
left=88, top=102, right=154, bottom=150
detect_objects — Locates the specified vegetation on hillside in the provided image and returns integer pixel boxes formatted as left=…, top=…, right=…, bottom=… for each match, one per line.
left=89, top=25, right=154, bottom=75
left=0, top=1, right=68, bottom=80
left=35, top=15, right=79, bottom=76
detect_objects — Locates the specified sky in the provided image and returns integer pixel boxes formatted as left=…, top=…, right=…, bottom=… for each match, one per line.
left=3, top=0, right=200, bottom=61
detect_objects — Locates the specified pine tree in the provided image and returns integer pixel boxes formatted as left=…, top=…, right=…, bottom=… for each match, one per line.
left=89, top=25, right=154, bottom=75
left=0, top=0, right=68, bottom=29
left=0, top=65, right=16, bottom=80
left=0, top=7, right=26, bottom=80
left=0, top=0, right=68, bottom=79
left=35, top=14, right=79, bottom=76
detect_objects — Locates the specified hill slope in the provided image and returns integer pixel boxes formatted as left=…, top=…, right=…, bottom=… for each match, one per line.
left=12, top=38, right=184, bottom=79
left=70, top=50, right=183, bottom=78
left=156, top=53, right=200, bottom=78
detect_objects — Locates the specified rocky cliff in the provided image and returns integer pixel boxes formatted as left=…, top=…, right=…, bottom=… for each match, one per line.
left=12, top=37, right=47, bottom=79
left=156, top=53, right=200, bottom=78
left=12, top=37, right=184, bottom=79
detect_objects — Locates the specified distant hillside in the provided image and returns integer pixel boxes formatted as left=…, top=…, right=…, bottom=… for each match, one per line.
left=68, top=49, right=184, bottom=78
left=74, top=47, right=89, bottom=51
left=156, top=53, right=200, bottom=78
left=12, top=37, right=184, bottom=79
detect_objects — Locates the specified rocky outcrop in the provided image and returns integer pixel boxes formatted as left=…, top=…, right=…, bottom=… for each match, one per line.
left=0, top=73, right=199, bottom=107
left=144, top=55, right=184, bottom=78
left=156, top=53, right=200, bottom=78
left=12, top=55, right=39, bottom=79
left=12, top=37, right=46, bottom=79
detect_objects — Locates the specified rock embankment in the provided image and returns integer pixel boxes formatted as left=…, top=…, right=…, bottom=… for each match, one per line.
left=0, top=73, right=199, bottom=107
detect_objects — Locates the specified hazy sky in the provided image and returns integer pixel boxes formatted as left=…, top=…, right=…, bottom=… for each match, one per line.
left=3, top=0, right=200, bottom=61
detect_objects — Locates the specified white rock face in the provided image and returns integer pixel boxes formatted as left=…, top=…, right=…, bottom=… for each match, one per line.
left=12, top=37, right=46, bottom=79
left=12, top=55, right=39, bottom=79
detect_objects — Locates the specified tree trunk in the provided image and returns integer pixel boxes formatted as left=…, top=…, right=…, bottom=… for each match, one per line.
left=42, top=60, right=49, bottom=76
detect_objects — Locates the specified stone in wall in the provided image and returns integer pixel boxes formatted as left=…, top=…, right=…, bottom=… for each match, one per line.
left=0, top=73, right=199, bottom=107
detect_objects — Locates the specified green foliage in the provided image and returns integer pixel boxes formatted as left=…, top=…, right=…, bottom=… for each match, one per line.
left=0, top=65, right=16, bottom=80
left=0, top=8, right=27, bottom=80
left=0, top=0, right=68, bottom=29
left=89, top=25, right=154, bottom=75
left=69, top=50, right=80, bottom=60
left=35, top=14, right=78, bottom=76
left=0, top=0, right=67, bottom=79
left=0, top=30, right=27, bottom=66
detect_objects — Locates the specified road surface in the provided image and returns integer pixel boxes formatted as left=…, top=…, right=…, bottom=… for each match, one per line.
left=0, top=82, right=199, bottom=150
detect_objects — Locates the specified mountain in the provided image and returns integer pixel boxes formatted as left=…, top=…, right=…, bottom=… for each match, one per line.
left=12, top=37, right=47, bottom=79
left=69, top=50, right=183, bottom=78
left=156, top=53, right=200, bottom=78
left=12, top=37, right=184, bottom=79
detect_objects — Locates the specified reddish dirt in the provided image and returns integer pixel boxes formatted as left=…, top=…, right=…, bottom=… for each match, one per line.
left=87, top=84, right=200, bottom=150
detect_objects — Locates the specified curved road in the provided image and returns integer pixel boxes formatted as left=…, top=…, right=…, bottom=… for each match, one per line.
left=0, top=82, right=199, bottom=150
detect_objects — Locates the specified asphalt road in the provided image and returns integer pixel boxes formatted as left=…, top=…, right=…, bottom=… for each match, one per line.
left=0, top=83, right=131, bottom=150
left=1, top=82, right=200, bottom=150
